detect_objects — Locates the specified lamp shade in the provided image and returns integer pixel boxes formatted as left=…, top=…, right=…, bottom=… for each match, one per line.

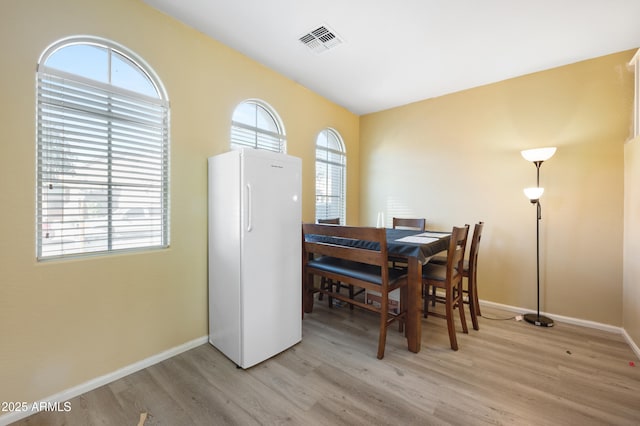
left=521, top=147, right=557, bottom=162
left=524, top=187, right=544, bottom=201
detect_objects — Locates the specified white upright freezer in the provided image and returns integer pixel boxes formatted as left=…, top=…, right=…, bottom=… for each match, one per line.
left=208, top=148, right=302, bottom=368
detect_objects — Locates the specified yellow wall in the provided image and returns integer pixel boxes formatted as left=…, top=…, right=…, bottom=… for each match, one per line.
left=360, top=51, right=634, bottom=325
left=0, top=0, right=358, bottom=403
left=1, top=0, right=636, bottom=408
left=624, top=136, right=640, bottom=346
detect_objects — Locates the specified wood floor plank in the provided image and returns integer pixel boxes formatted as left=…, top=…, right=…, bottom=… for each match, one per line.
left=12, top=304, right=640, bottom=425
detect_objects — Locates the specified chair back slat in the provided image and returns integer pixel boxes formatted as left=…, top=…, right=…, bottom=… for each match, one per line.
left=468, top=221, right=484, bottom=275
left=303, top=223, right=388, bottom=270
left=304, top=240, right=383, bottom=265
left=392, top=217, right=426, bottom=231
left=318, top=218, right=340, bottom=225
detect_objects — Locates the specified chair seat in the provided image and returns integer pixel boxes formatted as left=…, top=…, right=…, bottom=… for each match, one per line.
left=422, top=263, right=447, bottom=282
left=308, top=256, right=407, bottom=285
left=431, top=255, right=468, bottom=272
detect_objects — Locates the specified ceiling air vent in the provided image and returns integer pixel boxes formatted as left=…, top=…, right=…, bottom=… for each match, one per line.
left=299, top=25, right=343, bottom=53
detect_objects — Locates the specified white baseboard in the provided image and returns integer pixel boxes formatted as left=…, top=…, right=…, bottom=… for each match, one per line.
left=622, top=328, right=640, bottom=360
left=480, top=299, right=623, bottom=333
left=479, top=299, right=639, bottom=358
left=0, top=336, right=208, bottom=426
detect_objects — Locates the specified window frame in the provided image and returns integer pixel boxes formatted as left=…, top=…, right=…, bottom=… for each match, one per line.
left=36, top=36, right=170, bottom=260
left=230, top=99, right=286, bottom=153
left=315, top=128, right=346, bottom=225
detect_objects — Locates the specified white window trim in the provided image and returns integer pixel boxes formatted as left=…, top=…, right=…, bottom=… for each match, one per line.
left=38, top=35, right=168, bottom=100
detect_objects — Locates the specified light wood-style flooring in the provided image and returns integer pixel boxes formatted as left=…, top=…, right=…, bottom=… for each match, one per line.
left=13, top=303, right=640, bottom=425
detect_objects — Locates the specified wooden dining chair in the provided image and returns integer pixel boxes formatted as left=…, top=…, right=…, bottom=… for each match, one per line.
left=390, top=217, right=426, bottom=269
left=430, top=222, right=484, bottom=330
left=392, top=217, right=426, bottom=231
left=464, top=222, right=484, bottom=330
left=302, top=223, right=408, bottom=359
left=422, top=225, right=469, bottom=350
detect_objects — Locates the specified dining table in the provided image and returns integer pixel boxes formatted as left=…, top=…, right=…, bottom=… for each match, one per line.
left=305, top=227, right=451, bottom=353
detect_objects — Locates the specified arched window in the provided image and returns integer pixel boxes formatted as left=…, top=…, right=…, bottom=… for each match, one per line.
left=230, top=99, right=286, bottom=152
left=36, top=36, right=170, bottom=259
left=315, top=128, right=346, bottom=224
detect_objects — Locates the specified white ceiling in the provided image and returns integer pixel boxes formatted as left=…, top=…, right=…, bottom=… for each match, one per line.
left=142, top=0, right=640, bottom=115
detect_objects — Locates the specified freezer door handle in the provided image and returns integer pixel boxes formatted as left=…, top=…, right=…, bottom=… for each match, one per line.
left=246, top=183, right=252, bottom=232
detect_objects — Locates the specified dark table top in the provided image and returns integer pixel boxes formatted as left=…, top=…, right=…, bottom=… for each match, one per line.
left=306, top=228, right=450, bottom=264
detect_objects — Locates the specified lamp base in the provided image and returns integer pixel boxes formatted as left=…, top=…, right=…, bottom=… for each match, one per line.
left=524, top=313, right=554, bottom=327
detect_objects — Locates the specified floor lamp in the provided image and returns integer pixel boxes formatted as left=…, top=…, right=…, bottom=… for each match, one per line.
left=521, top=147, right=556, bottom=327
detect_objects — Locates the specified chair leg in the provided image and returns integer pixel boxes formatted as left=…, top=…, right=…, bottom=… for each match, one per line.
left=320, top=277, right=336, bottom=308
left=473, top=273, right=482, bottom=317
left=457, top=283, right=468, bottom=335
left=377, top=308, right=388, bottom=359
left=318, top=277, right=325, bottom=301
left=445, top=286, right=458, bottom=351
left=467, top=276, right=479, bottom=331
left=398, top=286, right=405, bottom=333
left=398, top=294, right=407, bottom=333
left=303, top=271, right=316, bottom=314
left=328, top=280, right=341, bottom=308
left=348, top=285, right=355, bottom=310
left=422, top=283, right=429, bottom=318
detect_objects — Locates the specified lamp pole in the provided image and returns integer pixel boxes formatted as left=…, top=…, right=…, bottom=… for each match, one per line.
left=521, top=148, right=556, bottom=328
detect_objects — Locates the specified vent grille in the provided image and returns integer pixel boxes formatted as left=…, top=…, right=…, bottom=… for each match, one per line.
left=299, top=25, right=343, bottom=53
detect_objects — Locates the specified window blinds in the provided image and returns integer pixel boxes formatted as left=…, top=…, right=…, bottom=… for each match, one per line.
left=36, top=68, right=169, bottom=259
left=230, top=121, right=285, bottom=152
left=315, top=144, right=345, bottom=224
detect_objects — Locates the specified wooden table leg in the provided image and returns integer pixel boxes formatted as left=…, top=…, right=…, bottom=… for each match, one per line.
left=406, top=257, right=421, bottom=353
